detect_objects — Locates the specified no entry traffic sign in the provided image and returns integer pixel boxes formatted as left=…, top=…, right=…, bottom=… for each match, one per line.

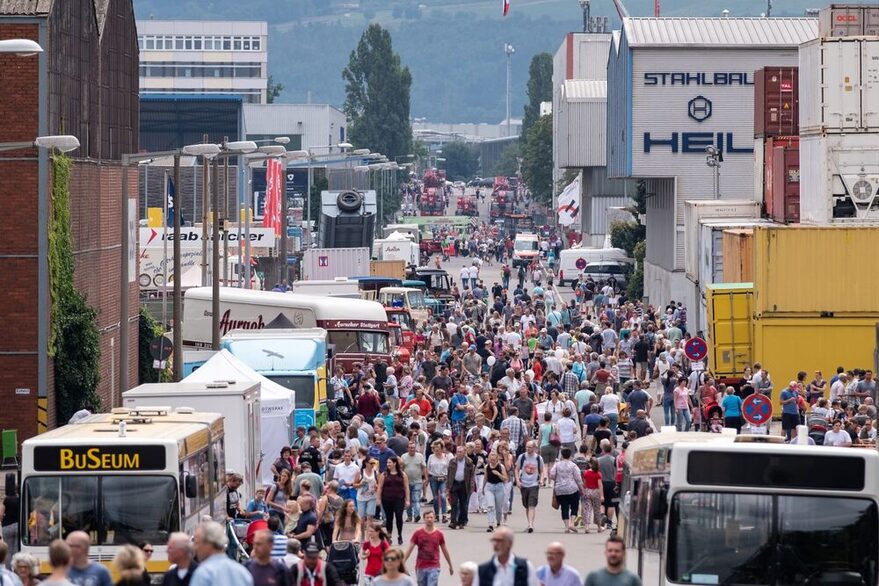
left=575, top=257, right=587, bottom=270
left=684, top=336, right=708, bottom=362
left=742, top=393, right=773, bottom=426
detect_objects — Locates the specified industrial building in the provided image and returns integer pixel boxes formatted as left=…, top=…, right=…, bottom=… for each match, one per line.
left=0, top=0, right=140, bottom=438
left=137, top=19, right=268, bottom=104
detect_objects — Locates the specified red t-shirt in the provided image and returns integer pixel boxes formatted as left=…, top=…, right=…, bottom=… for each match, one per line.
left=362, top=539, right=390, bottom=577
left=410, top=527, right=446, bottom=570
left=583, top=469, right=602, bottom=490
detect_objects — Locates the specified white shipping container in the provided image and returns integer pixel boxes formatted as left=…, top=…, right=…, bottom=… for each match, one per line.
left=754, top=138, right=765, bottom=201
left=683, top=200, right=762, bottom=280
left=800, top=37, right=879, bottom=134
left=799, top=133, right=879, bottom=223
left=301, top=247, right=370, bottom=281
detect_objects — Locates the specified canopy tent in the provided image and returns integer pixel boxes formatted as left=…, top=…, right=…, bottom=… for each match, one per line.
left=183, top=349, right=294, bottom=486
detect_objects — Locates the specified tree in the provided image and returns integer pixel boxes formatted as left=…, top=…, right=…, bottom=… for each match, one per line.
left=522, top=52, right=553, bottom=135
left=267, top=75, right=284, bottom=104
left=342, top=24, right=413, bottom=159
left=441, top=142, right=479, bottom=181
left=610, top=179, right=648, bottom=298
left=490, top=142, right=520, bottom=176
left=521, top=114, right=553, bottom=205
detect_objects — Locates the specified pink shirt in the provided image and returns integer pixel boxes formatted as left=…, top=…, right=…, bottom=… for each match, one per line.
left=674, top=386, right=690, bottom=410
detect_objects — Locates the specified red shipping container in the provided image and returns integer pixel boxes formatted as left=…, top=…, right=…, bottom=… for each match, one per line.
left=754, top=67, right=799, bottom=138
left=764, top=136, right=800, bottom=223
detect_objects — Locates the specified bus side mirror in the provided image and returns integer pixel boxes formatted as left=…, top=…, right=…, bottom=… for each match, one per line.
left=184, top=475, right=198, bottom=499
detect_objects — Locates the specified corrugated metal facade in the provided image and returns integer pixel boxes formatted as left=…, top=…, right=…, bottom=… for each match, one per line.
left=244, top=103, right=347, bottom=149
left=557, top=80, right=607, bottom=168
left=623, top=17, right=817, bottom=48
left=645, top=177, right=676, bottom=269
left=139, top=95, right=242, bottom=152
left=606, top=31, right=630, bottom=179
left=590, top=195, right=633, bottom=236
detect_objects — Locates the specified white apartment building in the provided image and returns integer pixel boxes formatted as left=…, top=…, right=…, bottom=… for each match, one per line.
left=137, top=20, right=268, bottom=104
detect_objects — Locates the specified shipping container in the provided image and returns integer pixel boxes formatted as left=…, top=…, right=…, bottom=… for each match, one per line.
left=753, top=138, right=765, bottom=201
left=722, top=229, right=754, bottom=283
left=754, top=67, right=799, bottom=138
left=819, top=4, right=879, bottom=37
left=799, top=133, right=879, bottom=223
left=799, top=37, right=879, bottom=133
left=301, top=247, right=370, bottom=281
left=683, top=200, right=762, bottom=282
left=764, top=136, right=800, bottom=223
left=706, top=283, right=754, bottom=384
left=753, top=225, right=879, bottom=315
left=697, top=220, right=770, bottom=290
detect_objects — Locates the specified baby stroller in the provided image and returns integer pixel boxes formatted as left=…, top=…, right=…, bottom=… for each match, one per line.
left=807, top=415, right=828, bottom=445
left=703, top=402, right=724, bottom=433
left=327, top=540, right=360, bottom=585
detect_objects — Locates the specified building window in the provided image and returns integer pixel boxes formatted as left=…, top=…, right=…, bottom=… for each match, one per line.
left=233, top=37, right=242, bottom=50
left=223, top=38, right=231, bottom=50
left=193, top=37, right=202, bottom=50
left=252, top=37, right=261, bottom=51
left=175, top=36, right=184, bottom=50
left=145, top=36, right=155, bottom=50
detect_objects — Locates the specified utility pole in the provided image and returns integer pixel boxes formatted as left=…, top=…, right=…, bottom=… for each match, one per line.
left=504, top=43, right=515, bottom=137
left=172, top=154, right=182, bottom=381
left=223, top=138, right=229, bottom=290
left=200, top=133, right=210, bottom=286
left=279, top=159, right=288, bottom=286
left=211, top=154, right=221, bottom=349
left=767, top=0, right=773, bottom=17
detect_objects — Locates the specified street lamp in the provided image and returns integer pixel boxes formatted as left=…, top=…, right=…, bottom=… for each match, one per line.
left=0, top=135, right=80, bottom=153
left=338, top=142, right=354, bottom=150
left=578, top=0, right=591, bottom=32
left=352, top=148, right=371, bottom=156
left=705, top=145, right=722, bottom=200
left=0, top=39, right=43, bottom=56
left=504, top=43, right=515, bottom=138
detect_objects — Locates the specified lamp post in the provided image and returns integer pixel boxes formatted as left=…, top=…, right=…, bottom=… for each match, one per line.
left=0, top=39, right=43, bottom=56
left=705, top=145, right=722, bottom=200
left=504, top=43, right=515, bottom=138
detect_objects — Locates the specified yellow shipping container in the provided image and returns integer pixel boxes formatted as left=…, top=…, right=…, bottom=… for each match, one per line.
left=721, top=229, right=754, bottom=283
left=370, top=259, right=406, bottom=280
left=706, top=283, right=754, bottom=383
left=754, top=225, right=879, bottom=315
left=754, top=316, right=878, bottom=417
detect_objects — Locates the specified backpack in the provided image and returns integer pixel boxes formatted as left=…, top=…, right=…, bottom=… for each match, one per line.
left=517, top=452, right=543, bottom=476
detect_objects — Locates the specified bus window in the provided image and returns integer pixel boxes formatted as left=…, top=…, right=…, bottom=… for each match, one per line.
left=360, top=332, right=388, bottom=354
left=328, top=331, right=388, bottom=354
left=23, top=476, right=99, bottom=544
left=266, top=374, right=316, bottom=410
left=182, top=451, right=209, bottom=515
left=101, top=476, right=179, bottom=544
left=407, top=291, right=426, bottom=309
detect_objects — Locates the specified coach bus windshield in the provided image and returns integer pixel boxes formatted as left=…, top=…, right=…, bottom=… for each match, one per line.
left=22, top=476, right=180, bottom=546
left=668, top=492, right=877, bottom=585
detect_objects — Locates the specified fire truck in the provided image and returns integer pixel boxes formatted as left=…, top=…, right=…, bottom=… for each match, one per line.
left=455, top=194, right=478, bottom=216
left=418, top=170, right=446, bottom=216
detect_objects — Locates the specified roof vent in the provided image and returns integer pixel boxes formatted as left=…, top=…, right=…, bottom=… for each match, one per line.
left=175, top=407, right=196, bottom=414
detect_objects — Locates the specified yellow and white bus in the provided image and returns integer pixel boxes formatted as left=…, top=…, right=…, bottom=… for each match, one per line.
left=620, top=430, right=879, bottom=586
left=19, top=408, right=227, bottom=575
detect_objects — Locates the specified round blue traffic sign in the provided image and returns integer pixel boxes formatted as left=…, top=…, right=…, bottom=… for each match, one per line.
left=742, top=394, right=773, bottom=426
left=575, top=258, right=587, bottom=270
left=684, top=337, right=708, bottom=362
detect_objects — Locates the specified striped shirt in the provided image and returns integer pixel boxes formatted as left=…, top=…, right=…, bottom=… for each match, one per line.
left=272, top=533, right=287, bottom=559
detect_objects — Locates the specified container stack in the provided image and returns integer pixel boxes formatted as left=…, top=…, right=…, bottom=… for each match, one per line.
left=799, top=4, right=879, bottom=223
left=753, top=67, right=801, bottom=223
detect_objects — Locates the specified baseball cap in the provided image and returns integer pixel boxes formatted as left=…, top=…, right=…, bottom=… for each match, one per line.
left=442, top=429, right=452, bottom=437
left=469, top=345, right=477, bottom=350
left=304, top=542, right=321, bottom=557
left=381, top=403, right=390, bottom=410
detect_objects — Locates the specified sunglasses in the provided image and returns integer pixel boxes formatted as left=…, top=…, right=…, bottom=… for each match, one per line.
left=384, top=555, right=400, bottom=562
left=143, top=548, right=154, bottom=554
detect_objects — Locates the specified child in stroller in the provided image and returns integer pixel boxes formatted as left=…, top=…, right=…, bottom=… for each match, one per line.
left=703, top=402, right=724, bottom=433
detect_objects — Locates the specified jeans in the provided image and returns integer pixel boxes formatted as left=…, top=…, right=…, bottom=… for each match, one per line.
left=676, top=408, right=692, bottom=431
left=485, top=481, right=506, bottom=526
left=416, top=568, right=440, bottom=586
left=663, top=401, right=675, bottom=426
left=450, top=480, right=470, bottom=526
left=470, top=278, right=478, bottom=289
left=408, top=482, right=422, bottom=519
left=470, top=475, right=485, bottom=512
left=606, top=412, right=619, bottom=436
left=430, top=477, right=447, bottom=516
left=357, top=498, right=376, bottom=519
left=339, top=487, right=356, bottom=502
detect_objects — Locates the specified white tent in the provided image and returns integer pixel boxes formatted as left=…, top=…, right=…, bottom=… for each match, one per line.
left=183, top=349, right=295, bottom=486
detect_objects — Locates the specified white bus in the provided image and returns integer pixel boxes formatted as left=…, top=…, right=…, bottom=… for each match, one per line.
left=620, top=431, right=879, bottom=586
left=19, top=408, right=226, bottom=576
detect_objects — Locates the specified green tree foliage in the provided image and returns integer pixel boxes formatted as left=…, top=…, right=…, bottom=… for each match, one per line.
left=441, top=142, right=479, bottom=181
left=627, top=240, right=646, bottom=300
left=343, top=24, right=413, bottom=159
left=490, top=143, right=520, bottom=176
left=50, top=155, right=101, bottom=422
left=610, top=179, right=648, bottom=298
left=138, top=307, right=171, bottom=384
left=521, top=114, right=553, bottom=205
left=522, top=52, right=553, bottom=135
left=267, top=75, right=284, bottom=104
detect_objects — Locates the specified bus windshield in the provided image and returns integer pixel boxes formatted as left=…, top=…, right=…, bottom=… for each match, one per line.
left=265, top=374, right=316, bottom=410
left=328, top=331, right=389, bottom=354
left=668, top=492, right=878, bottom=585
left=22, top=475, right=179, bottom=546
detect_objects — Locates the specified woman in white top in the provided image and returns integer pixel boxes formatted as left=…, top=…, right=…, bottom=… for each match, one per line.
left=355, top=458, right=379, bottom=519
left=599, top=386, right=621, bottom=437
left=546, top=390, right=565, bottom=423
left=426, top=441, right=453, bottom=522
left=556, top=407, right=580, bottom=452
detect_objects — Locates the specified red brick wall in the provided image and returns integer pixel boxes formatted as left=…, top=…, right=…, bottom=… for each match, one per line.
left=0, top=24, right=41, bottom=440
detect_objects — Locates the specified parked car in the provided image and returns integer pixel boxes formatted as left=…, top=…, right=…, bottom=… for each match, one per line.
left=580, top=261, right=633, bottom=289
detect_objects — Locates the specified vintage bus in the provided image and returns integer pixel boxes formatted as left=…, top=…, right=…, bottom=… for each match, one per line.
left=19, top=408, right=226, bottom=577
left=620, top=430, right=879, bottom=586
left=183, top=287, right=390, bottom=370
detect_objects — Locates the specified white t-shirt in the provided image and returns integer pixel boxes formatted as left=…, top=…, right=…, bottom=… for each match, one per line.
left=557, top=417, right=578, bottom=443
left=824, top=429, right=852, bottom=447
left=599, top=393, right=621, bottom=416
left=333, top=461, right=360, bottom=488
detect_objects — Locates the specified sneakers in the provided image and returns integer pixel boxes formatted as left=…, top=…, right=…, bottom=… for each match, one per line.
left=526, top=527, right=534, bottom=533
left=486, top=526, right=494, bottom=533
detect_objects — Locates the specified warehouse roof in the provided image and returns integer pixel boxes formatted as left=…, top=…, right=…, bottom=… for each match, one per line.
left=562, top=79, right=607, bottom=101
left=0, top=0, right=51, bottom=15
left=623, top=17, right=817, bottom=47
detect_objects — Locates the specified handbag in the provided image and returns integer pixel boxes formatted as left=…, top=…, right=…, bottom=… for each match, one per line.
left=549, top=426, right=561, bottom=447
left=551, top=493, right=560, bottom=510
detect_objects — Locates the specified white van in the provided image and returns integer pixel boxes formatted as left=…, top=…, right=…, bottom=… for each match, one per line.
left=512, top=233, right=540, bottom=268
left=558, top=247, right=632, bottom=286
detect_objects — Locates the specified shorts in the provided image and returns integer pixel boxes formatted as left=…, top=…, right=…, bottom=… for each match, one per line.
left=540, top=444, right=557, bottom=464
left=602, top=480, right=618, bottom=508
left=520, top=485, right=539, bottom=508
left=451, top=419, right=464, bottom=437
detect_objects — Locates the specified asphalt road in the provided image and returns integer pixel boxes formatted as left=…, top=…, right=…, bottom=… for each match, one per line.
left=399, top=187, right=615, bottom=583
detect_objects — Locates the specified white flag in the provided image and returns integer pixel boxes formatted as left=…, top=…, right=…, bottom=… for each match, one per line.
left=557, top=176, right=581, bottom=227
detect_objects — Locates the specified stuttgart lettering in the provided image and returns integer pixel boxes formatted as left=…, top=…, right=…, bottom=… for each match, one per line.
left=643, top=72, right=754, bottom=86
left=643, top=132, right=754, bottom=154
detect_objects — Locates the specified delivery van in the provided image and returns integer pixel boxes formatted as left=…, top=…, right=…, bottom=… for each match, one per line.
left=512, top=233, right=540, bottom=268
left=557, top=247, right=631, bottom=286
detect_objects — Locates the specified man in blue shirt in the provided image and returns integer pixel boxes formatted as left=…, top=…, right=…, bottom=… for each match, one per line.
left=191, top=521, right=254, bottom=586
left=780, top=381, right=801, bottom=442
left=449, top=386, right=469, bottom=445
left=66, top=532, right=112, bottom=586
